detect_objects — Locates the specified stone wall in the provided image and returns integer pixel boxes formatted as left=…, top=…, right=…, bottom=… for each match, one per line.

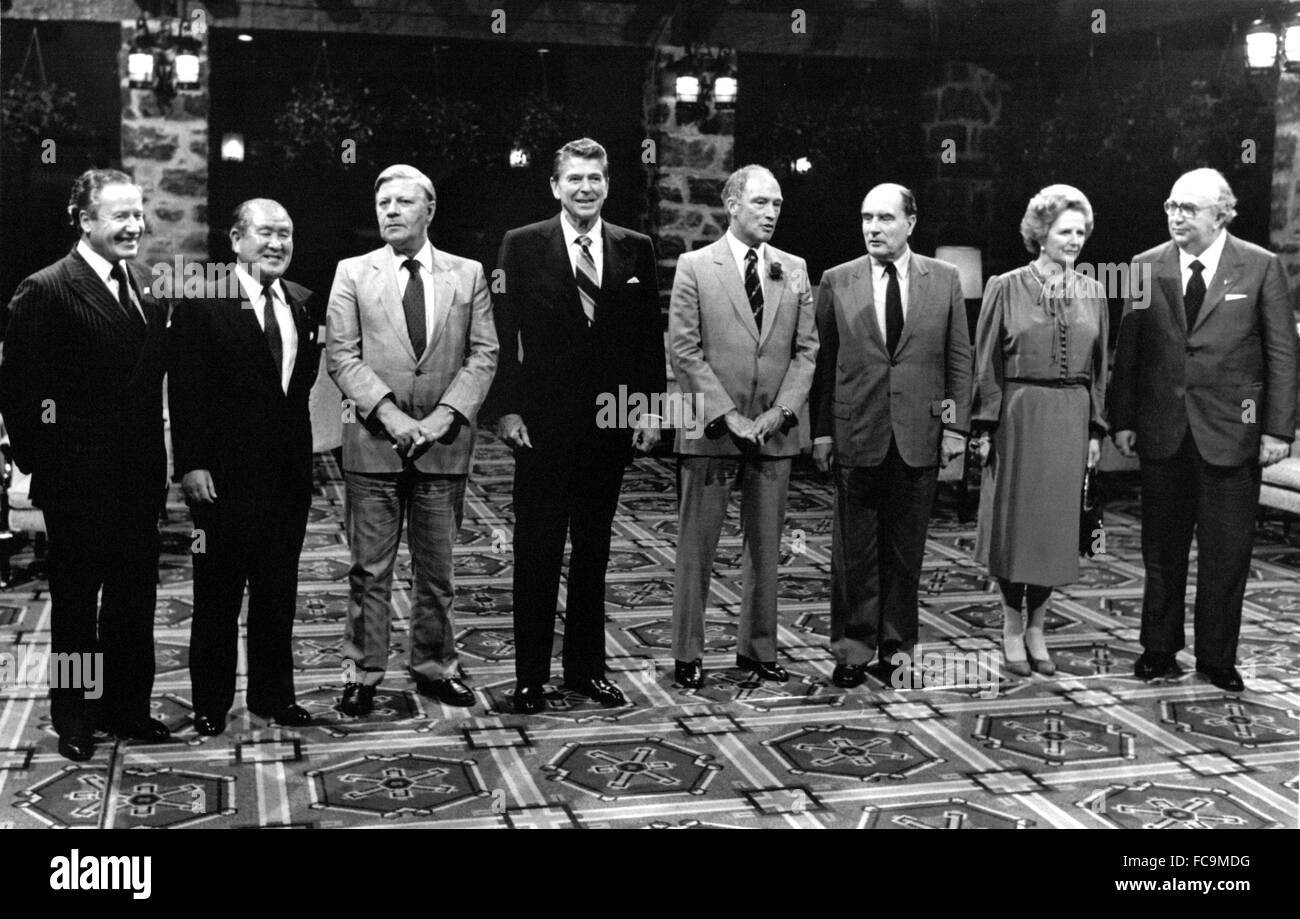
left=1272, top=72, right=1300, bottom=285
left=920, top=62, right=1003, bottom=253
left=644, top=45, right=736, bottom=312
left=119, top=21, right=209, bottom=267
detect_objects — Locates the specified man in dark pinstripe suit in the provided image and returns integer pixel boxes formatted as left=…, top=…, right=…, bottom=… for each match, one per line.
left=0, top=168, right=171, bottom=761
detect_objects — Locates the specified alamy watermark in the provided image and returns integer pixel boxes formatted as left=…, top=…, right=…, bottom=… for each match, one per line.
left=0, top=649, right=103, bottom=698
left=147, top=257, right=264, bottom=299
left=595, top=385, right=706, bottom=439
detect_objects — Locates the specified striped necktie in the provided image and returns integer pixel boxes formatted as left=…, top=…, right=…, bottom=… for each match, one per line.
left=744, top=248, right=763, bottom=332
left=575, top=234, right=599, bottom=324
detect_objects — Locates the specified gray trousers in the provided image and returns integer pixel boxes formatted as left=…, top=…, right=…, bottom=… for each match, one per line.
left=672, top=455, right=791, bottom=662
left=342, top=469, right=465, bottom=684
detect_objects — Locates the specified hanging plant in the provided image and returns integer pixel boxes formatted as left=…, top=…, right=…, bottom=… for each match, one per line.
left=270, top=80, right=376, bottom=172
left=1, top=73, right=78, bottom=148
left=503, top=92, right=572, bottom=167
left=382, top=92, right=492, bottom=182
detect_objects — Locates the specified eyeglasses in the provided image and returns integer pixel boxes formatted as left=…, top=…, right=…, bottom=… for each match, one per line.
left=1163, top=200, right=1204, bottom=219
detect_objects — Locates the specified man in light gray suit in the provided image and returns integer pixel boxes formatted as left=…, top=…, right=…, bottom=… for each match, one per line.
left=327, top=164, right=498, bottom=716
left=810, top=183, right=972, bottom=689
left=669, top=164, right=818, bottom=690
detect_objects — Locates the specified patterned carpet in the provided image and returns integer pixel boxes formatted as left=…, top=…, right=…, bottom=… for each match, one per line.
left=1, top=431, right=1297, bottom=830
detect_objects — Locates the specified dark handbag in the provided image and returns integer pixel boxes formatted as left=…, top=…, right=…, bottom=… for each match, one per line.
left=1079, top=464, right=1103, bottom=557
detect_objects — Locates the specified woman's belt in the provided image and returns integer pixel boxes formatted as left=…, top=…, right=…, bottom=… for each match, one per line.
left=1004, top=376, right=1090, bottom=388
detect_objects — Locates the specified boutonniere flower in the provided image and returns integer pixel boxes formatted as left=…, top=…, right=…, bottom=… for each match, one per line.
left=769, top=261, right=783, bottom=281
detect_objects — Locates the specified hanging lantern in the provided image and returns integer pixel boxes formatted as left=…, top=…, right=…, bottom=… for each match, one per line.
left=1246, top=17, right=1278, bottom=71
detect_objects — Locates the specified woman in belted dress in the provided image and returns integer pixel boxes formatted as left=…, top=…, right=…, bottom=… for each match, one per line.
left=972, top=184, right=1109, bottom=677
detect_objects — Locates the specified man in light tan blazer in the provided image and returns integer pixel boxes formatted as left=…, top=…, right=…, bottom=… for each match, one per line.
left=327, top=164, right=498, bottom=716
left=669, top=164, right=818, bottom=690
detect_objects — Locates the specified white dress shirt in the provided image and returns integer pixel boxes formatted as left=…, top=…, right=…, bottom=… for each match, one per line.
left=724, top=228, right=767, bottom=291
left=559, top=213, right=604, bottom=284
left=236, top=265, right=297, bottom=394
left=390, top=240, right=439, bottom=349
left=1178, top=227, right=1226, bottom=295
left=76, top=239, right=146, bottom=322
left=871, top=246, right=912, bottom=339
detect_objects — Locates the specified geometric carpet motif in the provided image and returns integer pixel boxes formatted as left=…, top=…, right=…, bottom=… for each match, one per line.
left=1, top=430, right=1297, bottom=829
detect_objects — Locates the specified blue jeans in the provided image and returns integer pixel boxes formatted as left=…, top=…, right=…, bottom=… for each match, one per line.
left=342, top=469, right=465, bottom=683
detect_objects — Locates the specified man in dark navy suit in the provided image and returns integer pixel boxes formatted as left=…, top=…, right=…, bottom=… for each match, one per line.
left=493, top=138, right=665, bottom=713
left=0, top=168, right=171, bottom=761
left=169, top=199, right=323, bottom=736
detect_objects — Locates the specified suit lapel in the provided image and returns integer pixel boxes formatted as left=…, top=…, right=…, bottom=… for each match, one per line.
left=895, top=253, right=931, bottom=356
left=67, top=249, right=137, bottom=332
left=1155, top=244, right=1187, bottom=337
left=711, top=240, right=760, bottom=342
left=597, top=224, right=627, bottom=325
left=283, top=283, right=318, bottom=397
left=1191, top=234, right=1243, bottom=334
left=232, top=291, right=285, bottom=393
left=850, top=257, right=884, bottom=351
left=367, top=247, right=417, bottom=362
left=420, top=248, right=456, bottom=363
left=546, top=218, right=587, bottom=327
left=757, top=248, right=787, bottom=348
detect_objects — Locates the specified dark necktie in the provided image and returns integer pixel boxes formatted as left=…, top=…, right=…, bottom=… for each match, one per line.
left=1184, top=259, right=1206, bottom=329
left=402, top=258, right=426, bottom=358
left=744, top=248, right=763, bottom=332
left=884, top=260, right=903, bottom=354
left=262, top=282, right=284, bottom=389
left=111, top=261, right=145, bottom=329
left=574, top=235, right=599, bottom=324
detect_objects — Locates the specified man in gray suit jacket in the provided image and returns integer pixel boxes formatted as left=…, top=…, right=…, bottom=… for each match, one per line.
left=669, top=165, right=818, bottom=689
left=327, top=164, right=498, bottom=716
left=810, top=183, right=973, bottom=688
left=1110, top=168, right=1297, bottom=693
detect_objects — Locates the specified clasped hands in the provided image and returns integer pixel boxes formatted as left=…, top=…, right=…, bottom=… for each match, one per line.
left=724, top=407, right=786, bottom=446
left=379, top=401, right=457, bottom=459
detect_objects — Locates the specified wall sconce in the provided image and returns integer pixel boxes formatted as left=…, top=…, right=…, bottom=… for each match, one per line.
left=675, top=75, right=701, bottom=103
left=712, top=75, right=738, bottom=108
left=128, top=6, right=204, bottom=100
left=220, top=132, right=245, bottom=162
left=1246, top=17, right=1279, bottom=70
left=790, top=156, right=812, bottom=175
left=508, top=145, right=531, bottom=168
left=1284, top=9, right=1300, bottom=70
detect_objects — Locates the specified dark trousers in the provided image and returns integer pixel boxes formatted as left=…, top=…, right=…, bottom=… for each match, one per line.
left=512, top=446, right=626, bottom=686
left=1139, top=432, right=1260, bottom=668
left=830, top=439, right=938, bottom=666
left=189, top=490, right=310, bottom=717
left=43, top=494, right=161, bottom=736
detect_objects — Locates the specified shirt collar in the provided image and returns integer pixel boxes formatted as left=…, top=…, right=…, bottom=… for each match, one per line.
left=559, top=213, right=603, bottom=248
left=725, top=228, right=766, bottom=268
left=871, top=246, right=911, bottom=278
left=235, top=264, right=284, bottom=305
left=1179, top=229, right=1227, bottom=277
left=390, top=239, right=435, bottom=274
left=76, top=239, right=117, bottom=283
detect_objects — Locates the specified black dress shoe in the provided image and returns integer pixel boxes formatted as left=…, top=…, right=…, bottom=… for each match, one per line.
left=416, top=676, right=476, bottom=708
left=250, top=703, right=312, bottom=727
left=674, top=659, right=705, bottom=689
left=106, top=717, right=172, bottom=743
left=736, top=654, right=789, bottom=682
left=1197, top=664, right=1245, bottom=693
left=832, top=663, right=868, bottom=688
left=57, top=734, right=95, bottom=762
left=338, top=683, right=376, bottom=717
left=565, top=676, right=627, bottom=707
left=193, top=713, right=226, bottom=737
left=514, top=683, right=546, bottom=714
left=1134, top=651, right=1182, bottom=680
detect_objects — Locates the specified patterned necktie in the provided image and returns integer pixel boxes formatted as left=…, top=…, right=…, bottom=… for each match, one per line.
left=262, top=281, right=284, bottom=390
left=402, top=258, right=426, bottom=358
left=111, top=261, right=145, bottom=329
left=1184, top=259, right=1206, bottom=329
left=744, top=248, right=763, bottom=332
left=575, top=235, right=599, bottom=324
left=884, top=260, right=903, bottom=354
